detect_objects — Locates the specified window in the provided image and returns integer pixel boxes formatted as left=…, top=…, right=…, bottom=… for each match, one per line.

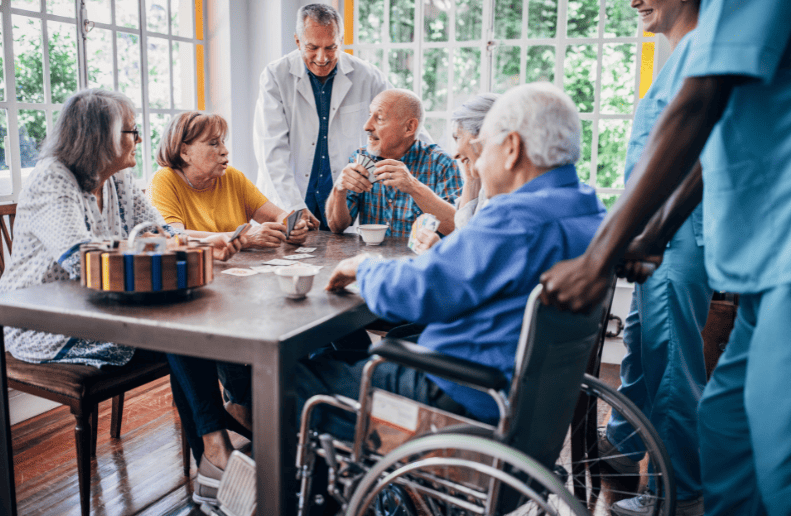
left=344, top=0, right=659, bottom=208
left=0, top=0, right=206, bottom=203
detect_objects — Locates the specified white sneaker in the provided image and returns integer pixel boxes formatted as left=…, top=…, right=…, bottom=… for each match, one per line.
left=611, top=492, right=704, bottom=516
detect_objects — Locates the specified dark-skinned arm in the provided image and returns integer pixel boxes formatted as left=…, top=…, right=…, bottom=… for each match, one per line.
left=539, top=75, right=743, bottom=312
left=618, top=161, right=703, bottom=283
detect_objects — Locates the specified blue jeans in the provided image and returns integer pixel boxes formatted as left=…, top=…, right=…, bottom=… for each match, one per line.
left=698, top=284, right=791, bottom=516
left=167, top=354, right=251, bottom=463
left=606, top=216, right=712, bottom=500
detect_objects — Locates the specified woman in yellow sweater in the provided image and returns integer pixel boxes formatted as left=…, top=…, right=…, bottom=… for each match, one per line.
left=149, top=111, right=308, bottom=248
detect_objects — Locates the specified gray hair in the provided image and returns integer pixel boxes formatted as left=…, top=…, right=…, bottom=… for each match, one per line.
left=451, top=93, right=500, bottom=137
left=296, top=3, right=343, bottom=40
left=39, top=88, right=135, bottom=192
left=484, top=83, right=580, bottom=168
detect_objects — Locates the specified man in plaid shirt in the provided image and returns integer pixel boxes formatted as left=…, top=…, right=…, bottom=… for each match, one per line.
left=326, top=89, right=462, bottom=238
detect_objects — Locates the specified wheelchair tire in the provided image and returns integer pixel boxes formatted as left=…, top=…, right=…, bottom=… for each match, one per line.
left=560, top=374, right=676, bottom=516
left=346, top=433, right=588, bottom=516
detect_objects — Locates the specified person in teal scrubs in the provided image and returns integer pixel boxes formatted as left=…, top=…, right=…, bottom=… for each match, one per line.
left=600, top=1, right=711, bottom=513
left=539, top=0, right=791, bottom=513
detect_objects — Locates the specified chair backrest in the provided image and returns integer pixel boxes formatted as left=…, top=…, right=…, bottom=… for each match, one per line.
left=0, top=203, right=16, bottom=278
left=505, top=281, right=614, bottom=469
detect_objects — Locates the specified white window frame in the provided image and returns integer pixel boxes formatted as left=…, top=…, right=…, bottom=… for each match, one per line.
left=0, top=0, right=206, bottom=204
left=345, top=0, right=665, bottom=202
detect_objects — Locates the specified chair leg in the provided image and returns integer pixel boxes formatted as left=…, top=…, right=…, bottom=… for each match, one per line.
left=74, top=410, right=92, bottom=516
left=90, top=406, right=98, bottom=457
left=111, top=394, right=124, bottom=439
left=181, top=423, right=190, bottom=476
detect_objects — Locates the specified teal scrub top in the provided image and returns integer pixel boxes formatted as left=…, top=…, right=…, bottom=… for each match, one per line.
left=684, top=0, right=791, bottom=293
left=625, top=30, right=703, bottom=247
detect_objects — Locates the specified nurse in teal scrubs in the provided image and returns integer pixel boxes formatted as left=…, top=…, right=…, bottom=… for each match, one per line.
left=601, top=0, right=711, bottom=513
left=540, top=0, right=791, bottom=513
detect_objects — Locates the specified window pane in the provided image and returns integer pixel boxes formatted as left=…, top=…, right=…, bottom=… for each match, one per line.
left=577, top=119, right=592, bottom=183
left=601, top=43, right=636, bottom=114
left=131, top=112, right=143, bottom=179
left=148, top=36, right=170, bottom=108
left=116, top=0, right=139, bottom=29
left=566, top=0, right=599, bottom=38
left=456, top=0, right=482, bottom=41
left=422, top=48, right=448, bottom=111
left=0, top=15, right=5, bottom=102
left=492, top=46, right=519, bottom=94
left=528, top=0, right=558, bottom=39
left=357, top=48, right=384, bottom=72
left=173, top=42, right=196, bottom=110
left=147, top=0, right=168, bottom=34
left=171, top=0, right=194, bottom=38
left=494, top=0, right=521, bottom=40
left=149, top=113, right=169, bottom=172
left=454, top=47, right=480, bottom=100
left=605, top=0, right=638, bottom=37
left=564, top=44, right=597, bottom=113
left=0, top=110, right=9, bottom=196
left=86, top=0, right=111, bottom=25
left=391, top=0, right=415, bottom=43
left=87, top=27, right=114, bottom=91
left=597, top=118, right=631, bottom=190
left=117, top=32, right=142, bottom=107
left=48, top=21, right=78, bottom=104
left=11, top=0, right=39, bottom=12
left=424, top=117, right=448, bottom=150
left=13, top=16, right=44, bottom=103
left=357, top=0, right=384, bottom=44
left=47, top=0, right=75, bottom=17
left=19, top=109, right=46, bottom=169
left=423, top=0, right=449, bottom=43
left=525, top=45, right=555, bottom=83
left=598, top=193, right=619, bottom=210
left=388, top=49, right=414, bottom=89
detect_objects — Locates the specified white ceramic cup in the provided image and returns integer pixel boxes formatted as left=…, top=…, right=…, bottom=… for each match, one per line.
left=357, top=224, right=389, bottom=246
left=274, top=266, right=320, bottom=299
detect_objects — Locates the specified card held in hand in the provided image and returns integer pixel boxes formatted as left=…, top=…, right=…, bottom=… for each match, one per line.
left=283, top=209, right=304, bottom=239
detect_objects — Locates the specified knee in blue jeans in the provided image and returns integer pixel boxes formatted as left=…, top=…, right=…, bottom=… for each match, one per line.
left=217, top=362, right=252, bottom=408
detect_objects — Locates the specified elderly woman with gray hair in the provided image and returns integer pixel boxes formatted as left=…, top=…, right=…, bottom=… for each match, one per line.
left=413, top=93, right=499, bottom=253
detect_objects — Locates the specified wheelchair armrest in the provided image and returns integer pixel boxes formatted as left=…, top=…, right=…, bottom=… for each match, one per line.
left=369, top=338, right=508, bottom=392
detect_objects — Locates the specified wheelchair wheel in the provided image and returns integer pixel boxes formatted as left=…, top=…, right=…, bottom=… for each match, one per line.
left=559, top=374, right=675, bottom=516
left=346, top=433, right=587, bottom=516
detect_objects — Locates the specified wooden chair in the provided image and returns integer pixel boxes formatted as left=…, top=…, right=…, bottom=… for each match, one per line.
left=0, top=202, right=190, bottom=516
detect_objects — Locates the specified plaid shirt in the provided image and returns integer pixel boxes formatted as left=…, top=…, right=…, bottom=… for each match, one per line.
left=346, top=140, right=462, bottom=237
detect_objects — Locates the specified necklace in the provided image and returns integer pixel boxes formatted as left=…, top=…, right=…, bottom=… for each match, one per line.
left=181, top=170, right=210, bottom=190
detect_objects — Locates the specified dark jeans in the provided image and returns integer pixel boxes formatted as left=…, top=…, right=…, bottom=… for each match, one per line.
left=167, top=354, right=252, bottom=463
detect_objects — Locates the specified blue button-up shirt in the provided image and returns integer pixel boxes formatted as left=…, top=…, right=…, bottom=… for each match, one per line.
left=357, top=165, right=606, bottom=421
left=305, top=65, right=338, bottom=229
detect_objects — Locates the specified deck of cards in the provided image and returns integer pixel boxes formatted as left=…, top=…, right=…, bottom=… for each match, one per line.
left=408, top=213, right=440, bottom=254
left=282, top=209, right=304, bottom=239
left=355, top=153, right=380, bottom=183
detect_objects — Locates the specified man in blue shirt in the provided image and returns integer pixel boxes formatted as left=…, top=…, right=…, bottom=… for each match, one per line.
left=540, top=0, right=791, bottom=513
left=326, top=89, right=462, bottom=238
left=302, top=83, right=605, bottom=438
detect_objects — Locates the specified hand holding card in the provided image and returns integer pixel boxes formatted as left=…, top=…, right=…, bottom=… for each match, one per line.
left=282, top=209, right=304, bottom=240
left=229, top=223, right=250, bottom=243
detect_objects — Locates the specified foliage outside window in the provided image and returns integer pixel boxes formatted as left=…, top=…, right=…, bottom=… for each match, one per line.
left=0, top=0, right=204, bottom=202
left=349, top=0, right=656, bottom=209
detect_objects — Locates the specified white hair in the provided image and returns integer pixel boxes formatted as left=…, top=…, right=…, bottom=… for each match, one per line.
left=451, top=93, right=500, bottom=137
left=484, top=82, right=580, bottom=168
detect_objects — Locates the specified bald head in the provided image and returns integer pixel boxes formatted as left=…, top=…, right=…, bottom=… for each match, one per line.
left=364, top=89, right=424, bottom=159
left=378, top=89, right=424, bottom=128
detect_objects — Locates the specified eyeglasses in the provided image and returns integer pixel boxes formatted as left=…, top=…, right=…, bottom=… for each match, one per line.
left=121, top=125, right=140, bottom=140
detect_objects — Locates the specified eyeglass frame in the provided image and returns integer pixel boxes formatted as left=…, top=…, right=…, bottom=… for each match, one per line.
left=121, top=125, right=140, bottom=140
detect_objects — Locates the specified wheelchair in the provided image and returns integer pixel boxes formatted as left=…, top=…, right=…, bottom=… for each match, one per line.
left=296, top=284, right=675, bottom=515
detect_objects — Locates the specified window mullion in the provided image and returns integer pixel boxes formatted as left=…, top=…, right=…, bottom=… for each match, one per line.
left=75, top=0, right=89, bottom=89
left=589, top=0, right=606, bottom=192
left=382, top=0, right=391, bottom=79
left=414, top=0, right=423, bottom=98
left=1, top=1, right=22, bottom=202
left=481, top=0, right=494, bottom=92
left=138, top=0, right=152, bottom=183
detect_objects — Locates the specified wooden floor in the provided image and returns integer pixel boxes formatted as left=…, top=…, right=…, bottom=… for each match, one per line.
left=9, top=364, right=622, bottom=516
left=11, top=377, right=209, bottom=516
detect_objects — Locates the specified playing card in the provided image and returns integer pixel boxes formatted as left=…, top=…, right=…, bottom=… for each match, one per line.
left=295, top=247, right=316, bottom=253
left=345, top=281, right=360, bottom=294
left=249, top=265, right=277, bottom=273
left=221, top=268, right=258, bottom=276
left=283, top=254, right=315, bottom=260
left=263, top=259, right=294, bottom=266
left=283, top=209, right=303, bottom=239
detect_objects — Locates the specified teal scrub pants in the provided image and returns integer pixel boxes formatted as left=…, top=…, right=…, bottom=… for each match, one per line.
left=606, top=216, right=713, bottom=500
left=698, top=283, right=791, bottom=516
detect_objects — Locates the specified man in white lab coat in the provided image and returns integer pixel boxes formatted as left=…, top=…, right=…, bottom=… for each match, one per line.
left=253, top=3, right=390, bottom=230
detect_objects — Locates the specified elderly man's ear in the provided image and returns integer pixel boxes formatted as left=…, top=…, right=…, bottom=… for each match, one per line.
left=502, top=131, right=524, bottom=171
left=404, top=118, right=419, bottom=138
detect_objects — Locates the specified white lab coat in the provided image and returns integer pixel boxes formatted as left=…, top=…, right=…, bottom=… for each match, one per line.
left=253, top=50, right=390, bottom=211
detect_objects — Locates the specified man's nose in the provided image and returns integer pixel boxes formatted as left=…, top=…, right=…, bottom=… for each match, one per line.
left=316, top=49, right=327, bottom=63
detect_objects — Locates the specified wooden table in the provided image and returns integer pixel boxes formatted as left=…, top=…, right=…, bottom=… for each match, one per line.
left=0, top=231, right=413, bottom=516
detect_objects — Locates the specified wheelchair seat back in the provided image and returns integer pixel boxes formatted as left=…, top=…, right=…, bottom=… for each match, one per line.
left=505, top=283, right=612, bottom=469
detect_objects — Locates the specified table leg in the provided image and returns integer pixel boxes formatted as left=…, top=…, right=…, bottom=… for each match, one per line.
left=253, top=344, right=298, bottom=516
left=0, top=327, right=18, bottom=516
